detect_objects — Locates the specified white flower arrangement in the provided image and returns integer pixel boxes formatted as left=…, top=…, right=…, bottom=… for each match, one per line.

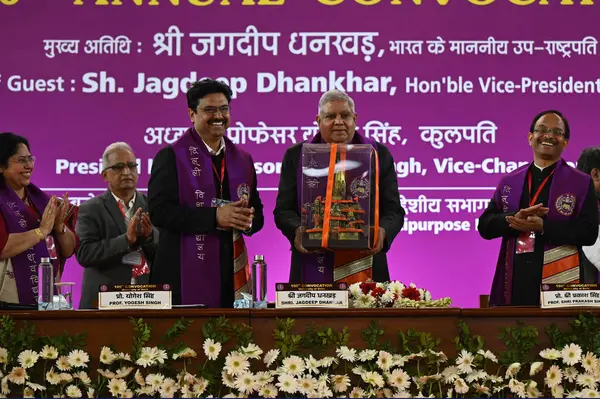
left=2, top=340, right=600, bottom=397
left=348, top=280, right=452, bottom=308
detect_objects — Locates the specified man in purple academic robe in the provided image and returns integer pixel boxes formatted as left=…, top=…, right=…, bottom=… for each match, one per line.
left=478, top=110, right=598, bottom=306
left=148, top=79, right=264, bottom=307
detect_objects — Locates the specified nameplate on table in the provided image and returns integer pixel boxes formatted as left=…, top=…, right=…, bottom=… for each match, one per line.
left=275, top=282, right=349, bottom=309
left=98, top=284, right=172, bottom=310
left=540, top=283, right=600, bottom=308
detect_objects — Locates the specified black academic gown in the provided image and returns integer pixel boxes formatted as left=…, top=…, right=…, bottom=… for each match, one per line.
left=148, top=146, right=264, bottom=307
left=478, top=163, right=599, bottom=305
left=273, top=141, right=406, bottom=283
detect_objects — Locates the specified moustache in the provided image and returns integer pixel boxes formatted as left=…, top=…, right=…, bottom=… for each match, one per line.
left=208, top=118, right=228, bottom=125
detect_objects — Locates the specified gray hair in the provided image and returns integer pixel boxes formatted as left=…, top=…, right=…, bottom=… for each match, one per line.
left=102, top=142, right=134, bottom=170
left=318, top=90, right=355, bottom=115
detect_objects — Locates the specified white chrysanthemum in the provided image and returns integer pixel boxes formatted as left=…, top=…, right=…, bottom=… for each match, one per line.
left=348, top=386, right=365, bottom=398
left=146, top=373, right=165, bottom=391
left=442, top=365, right=459, bottom=383
left=563, top=366, right=578, bottom=383
left=465, top=370, right=487, bottom=383
left=362, top=371, right=384, bottom=387
left=115, top=367, right=134, bottom=379
left=304, top=355, right=320, bottom=374
left=97, top=369, right=115, bottom=379
left=388, top=281, right=405, bottom=294
left=25, top=382, right=45, bottom=392
left=381, top=290, right=396, bottom=304
left=99, top=346, right=115, bottom=364
left=67, top=349, right=89, bottom=368
left=46, top=368, right=61, bottom=385
left=276, top=374, right=297, bottom=394
left=192, top=378, right=208, bottom=396
left=173, top=348, right=197, bottom=360
left=353, top=294, right=376, bottom=308
left=234, top=372, right=257, bottom=394
left=453, top=378, right=468, bottom=394
left=376, top=351, right=392, bottom=371
left=320, top=356, right=336, bottom=368
left=352, top=365, right=367, bottom=377
left=330, top=374, right=350, bottom=393
left=23, top=387, right=34, bottom=398
left=540, top=348, right=562, bottom=360
left=561, top=343, right=582, bottom=366
left=336, top=346, right=357, bottom=362
left=389, top=368, right=411, bottom=391
left=582, top=352, right=598, bottom=372
left=155, top=348, right=168, bottom=364
left=551, top=384, right=564, bottom=398
left=87, top=388, right=95, bottom=398
left=158, top=377, right=177, bottom=398
left=530, top=361, right=544, bottom=376
left=134, top=369, right=145, bottom=386
left=297, top=376, right=317, bottom=396
left=136, top=347, right=156, bottom=368
left=224, top=351, right=250, bottom=376
left=116, top=352, right=132, bottom=361
left=221, top=370, right=236, bottom=389
left=17, top=350, right=39, bottom=369
left=73, top=370, right=92, bottom=385
left=473, top=383, right=490, bottom=396
left=56, top=355, right=71, bottom=371
left=393, top=354, right=407, bottom=367
left=0, top=348, right=8, bottom=364
left=263, top=349, right=279, bottom=367
left=505, top=362, right=521, bottom=378
left=1, top=376, right=9, bottom=396
left=455, top=350, right=474, bottom=374
left=281, top=355, right=305, bottom=376
left=108, top=377, right=126, bottom=397
left=241, top=343, right=263, bottom=359
left=7, top=367, right=27, bottom=385
left=40, top=345, right=58, bottom=360
left=477, top=349, right=498, bottom=363
left=576, top=372, right=597, bottom=389
left=545, top=365, right=563, bottom=388
left=526, top=380, right=541, bottom=398
left=136, top=385, right=155, bottom=396
left=60, top=373, right=74, bottom=383
left=581, top=388, right=600, bottom=397
left=202, top=338, right=222, bottom=361
left=349, top=283, right=363, bottom=298
left=65, top=385, right=82, bottom=398
left=358, top=349, right=377, bottom=362
left=259, top=383, right=278, bottom=398
left=509, top=378, right=526, bottom=397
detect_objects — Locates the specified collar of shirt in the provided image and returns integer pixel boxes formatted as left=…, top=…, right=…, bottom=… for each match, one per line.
left=202, top=137, right=226, bottom=156
left=111, top=191, right=136, bottom=212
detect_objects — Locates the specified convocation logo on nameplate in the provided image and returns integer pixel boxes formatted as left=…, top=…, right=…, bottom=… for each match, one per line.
left=98, top=284, right=172, bottom=310
left=275, top=282, right=349, bottom=309
left=540, top=283, right=600, bottom=309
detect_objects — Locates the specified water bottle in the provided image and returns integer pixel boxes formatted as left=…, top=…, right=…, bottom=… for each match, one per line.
left=38, top=257, right=54, bottom=310
left=251, top=255, right=267, bottom=305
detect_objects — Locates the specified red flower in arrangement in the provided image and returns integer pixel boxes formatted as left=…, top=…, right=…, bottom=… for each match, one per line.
left=370, top=287, right=386, bottom=298
left=360, top=281, right=377, bottom=295
left=402, top=286, right=421, bottom=301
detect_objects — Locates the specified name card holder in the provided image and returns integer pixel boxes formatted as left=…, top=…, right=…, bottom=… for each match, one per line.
left=541, top=283, right=600, bottom=309
left=98, top=284, right=172, bottom=310
left=275, top=282, right=349, bottom=309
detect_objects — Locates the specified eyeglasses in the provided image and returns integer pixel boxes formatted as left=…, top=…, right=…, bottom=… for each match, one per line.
left=200, top=105, right=230, bottom=115
left=13, top=155, right=36, bottom=165
left=104, top=162, right=138, bottom=173
left=533, top=126, right=565, bottom=137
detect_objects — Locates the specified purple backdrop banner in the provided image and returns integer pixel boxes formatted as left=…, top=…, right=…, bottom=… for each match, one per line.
left=1, top=0, right=598, bottom=308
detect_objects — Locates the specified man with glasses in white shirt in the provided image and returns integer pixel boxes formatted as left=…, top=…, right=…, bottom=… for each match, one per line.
left=75, top=142, right=158, bottom=309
